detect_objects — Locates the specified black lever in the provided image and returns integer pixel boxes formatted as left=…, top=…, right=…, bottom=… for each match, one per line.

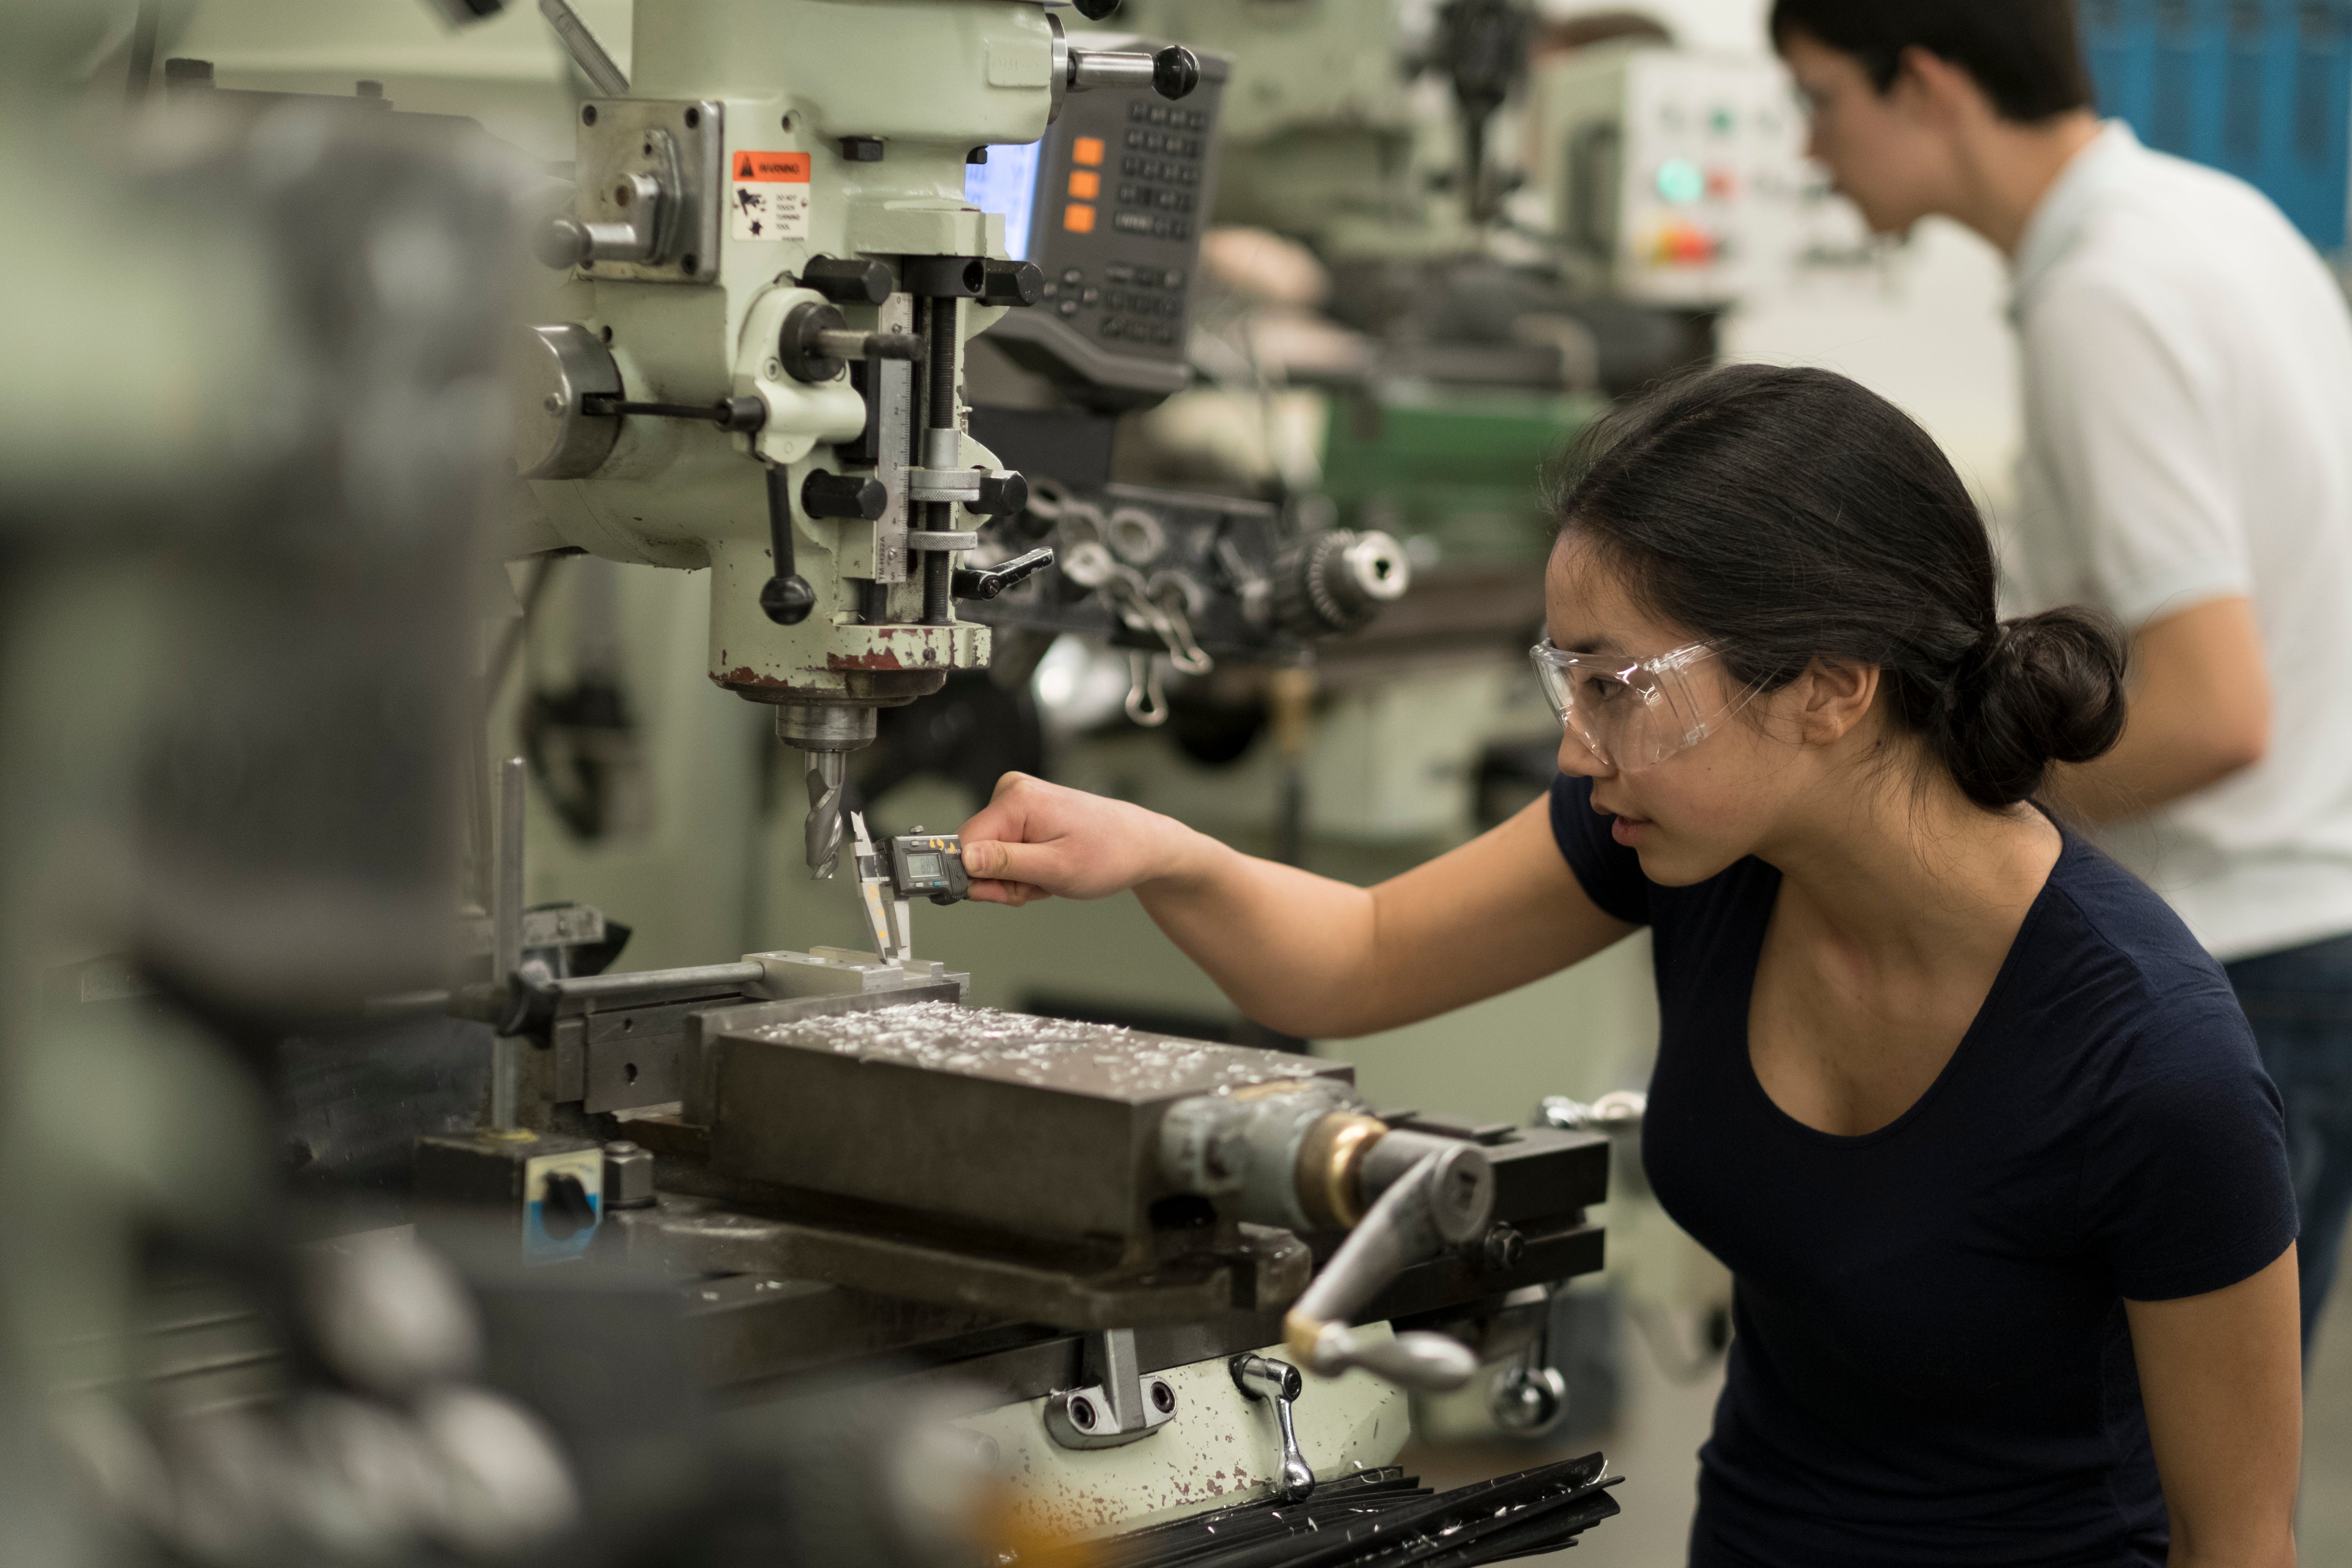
left=799, top=254, right=893, bottom=305
left=953, top=546, right=1055, bottom=601
left=980, top=260, right=1046, bottom=307
left=580, top=393, right=765, bottom=432
left=1153, top=45, right=1201, bottom=100
left=761, top=463, right=816, bottom=625
left=801, top=470, right=887, bottom=520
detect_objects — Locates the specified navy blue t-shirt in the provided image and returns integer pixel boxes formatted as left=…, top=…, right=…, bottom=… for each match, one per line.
left=1549, top=774, right=2296, bottom=1567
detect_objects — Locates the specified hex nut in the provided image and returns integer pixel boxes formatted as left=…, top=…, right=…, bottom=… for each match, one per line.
left=602, top=1140, right=655, bottom=1210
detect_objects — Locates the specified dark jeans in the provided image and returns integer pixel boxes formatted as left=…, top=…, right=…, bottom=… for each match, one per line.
left=2226, top=931, right=2352, bottom=1359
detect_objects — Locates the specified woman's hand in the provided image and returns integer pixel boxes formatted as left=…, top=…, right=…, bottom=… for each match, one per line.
left=957, top=773, right=1207, bottom=906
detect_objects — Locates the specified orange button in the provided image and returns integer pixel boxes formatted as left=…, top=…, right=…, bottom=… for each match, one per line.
left=1073, top=135, right=1105, bottom=166
left=1068, top=169, right=1101, bottom=199
left=1064, top=202, right=1096, bottom=234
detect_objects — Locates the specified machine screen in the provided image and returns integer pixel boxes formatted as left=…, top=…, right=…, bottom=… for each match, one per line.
left=903, top=851, right=944, bottom=881
left=965, top=140, right=1043, bottom=260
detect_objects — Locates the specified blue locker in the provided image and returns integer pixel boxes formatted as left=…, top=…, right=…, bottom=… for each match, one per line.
left=2078, top=0, right=2352, bottom=249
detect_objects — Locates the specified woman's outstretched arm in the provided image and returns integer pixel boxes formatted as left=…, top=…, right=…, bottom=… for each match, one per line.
left=958, top=774, right=1635, bottom=1039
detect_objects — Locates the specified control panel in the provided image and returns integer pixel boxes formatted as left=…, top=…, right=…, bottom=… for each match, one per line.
left=1529, top=44, right=1823, bottom=307
left=968, top=41, right=1229, bottom=405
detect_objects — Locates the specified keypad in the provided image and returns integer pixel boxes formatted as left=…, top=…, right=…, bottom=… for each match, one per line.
left=1029, top=89, right=1212, bottom=360
left=1092, top=262, right=1185, bottom=345
left=1109, top=101, right=1204, bottom=245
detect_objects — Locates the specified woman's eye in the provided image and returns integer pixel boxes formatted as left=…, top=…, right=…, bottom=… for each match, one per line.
left=1578, top=675, right=1628, bottom=704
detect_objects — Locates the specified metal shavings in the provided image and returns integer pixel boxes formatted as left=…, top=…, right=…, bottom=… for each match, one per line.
left=740, top=1000, right=1306, bottom=1094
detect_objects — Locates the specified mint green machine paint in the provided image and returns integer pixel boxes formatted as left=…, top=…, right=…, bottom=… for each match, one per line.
left=520, top=1, right=1050, bottom=705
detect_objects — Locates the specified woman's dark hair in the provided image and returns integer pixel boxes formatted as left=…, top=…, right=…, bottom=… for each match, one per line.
left=1547, top=363, right=2127, bottom=810
left=1770, top=0, right=2094, bottom=124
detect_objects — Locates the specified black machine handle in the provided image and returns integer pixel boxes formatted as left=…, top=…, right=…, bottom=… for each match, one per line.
left=953, top=546, right=1054, bottom=602
left=760, top=463, right=817, bottom=625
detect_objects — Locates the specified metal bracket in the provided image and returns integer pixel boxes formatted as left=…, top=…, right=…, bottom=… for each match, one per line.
left=1231, top=1354, right=1314, bottom=1501
left=904, top=530, right=980, bottom=552
left=566, top=98, right=723, bottom=283
left=904, top=467, right=985, bottom=505
left=1044, top=1329, right=1178, bottom=1449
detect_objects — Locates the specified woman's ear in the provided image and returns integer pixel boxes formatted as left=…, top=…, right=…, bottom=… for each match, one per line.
left=1793, top=658, right=1881, bottom=748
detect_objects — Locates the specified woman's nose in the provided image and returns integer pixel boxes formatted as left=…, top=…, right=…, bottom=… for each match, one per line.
left=1555, top=728, right=1611, bottom=780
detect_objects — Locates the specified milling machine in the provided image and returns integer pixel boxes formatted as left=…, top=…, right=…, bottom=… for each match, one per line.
left=445, top=0, right=1621, bottom=1552
left=506, top=0, right=1233, bottom=877
left=19, top=5, right=1624, bottom=1562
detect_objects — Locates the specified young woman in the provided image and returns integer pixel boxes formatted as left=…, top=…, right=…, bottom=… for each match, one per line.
left=956, top=365, right=2299, bottom=1566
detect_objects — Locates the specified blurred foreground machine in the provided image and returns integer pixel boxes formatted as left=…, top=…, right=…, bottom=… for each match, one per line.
left=467, top=0, right=1616, bottom=1553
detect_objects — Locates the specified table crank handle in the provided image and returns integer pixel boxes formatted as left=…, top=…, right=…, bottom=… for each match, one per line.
left=1230, top=1355, right=1314, bottom=1502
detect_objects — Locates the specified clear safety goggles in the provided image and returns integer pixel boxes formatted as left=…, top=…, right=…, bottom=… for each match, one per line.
left=1530, top=639, right=1753, bottom=771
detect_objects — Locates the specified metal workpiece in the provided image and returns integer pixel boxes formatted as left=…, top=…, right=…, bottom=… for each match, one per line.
left=1044, top=1329, right=1179, bottom=1450
left=700, top=998, right=1353, bottom=1245
left=1230, top=1355, right=1314, bottom=1501
left=1282, top=1147, right=1496, bottom=1393
left=682, top=982, right=967, bottom=1126
left=514, top=962, right=970, bottom=1125
left=1539, top=1090, right=1648, bottom=1133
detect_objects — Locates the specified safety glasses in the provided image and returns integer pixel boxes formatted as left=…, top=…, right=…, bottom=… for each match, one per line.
left=1530, top=639, right=1753, bottom=771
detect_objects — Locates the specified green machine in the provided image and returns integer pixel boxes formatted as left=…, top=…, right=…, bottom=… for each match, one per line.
left=1085, top=0, right=1635, bottom=577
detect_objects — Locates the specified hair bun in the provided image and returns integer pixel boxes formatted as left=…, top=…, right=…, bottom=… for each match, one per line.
left=1942, top=607, right=2129, bottom=808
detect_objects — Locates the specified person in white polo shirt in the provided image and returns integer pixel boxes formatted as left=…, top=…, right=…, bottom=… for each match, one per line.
left=1773, top=0, right=2352, bottom=1357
